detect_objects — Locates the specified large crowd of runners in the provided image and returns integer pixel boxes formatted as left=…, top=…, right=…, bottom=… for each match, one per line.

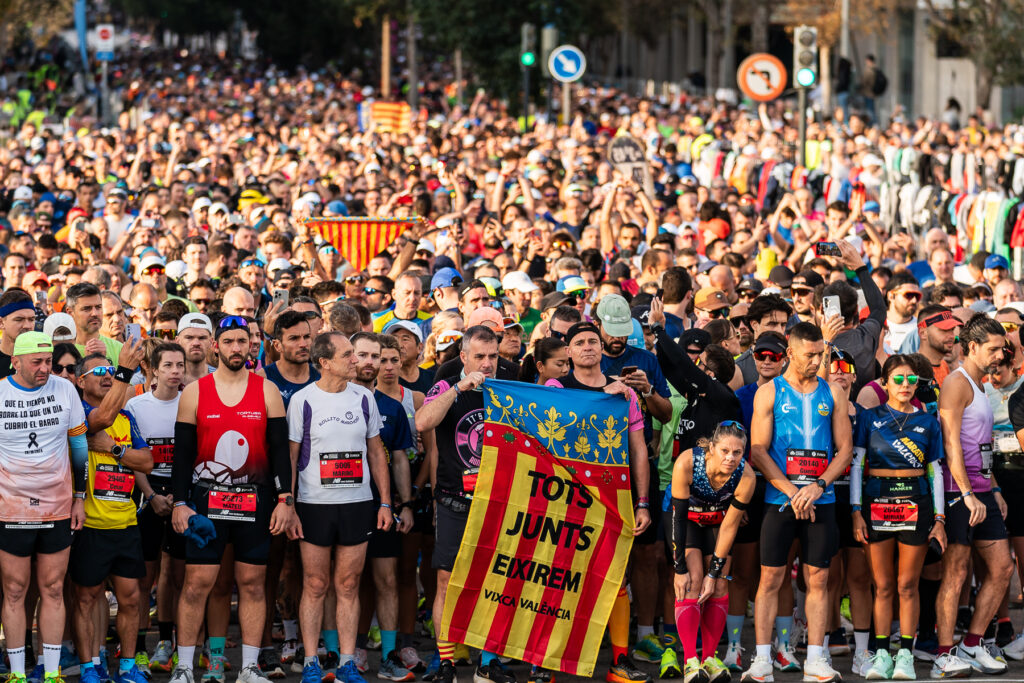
left=3, top=44, right=1024, bottom=683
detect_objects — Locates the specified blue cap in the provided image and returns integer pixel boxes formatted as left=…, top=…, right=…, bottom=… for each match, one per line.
left=863, top=201, right=880, bottom=214
left=326, top=200, right=349, bottom=216
left=430, top=267, right=464, bottom=291
left=985, top=254, right=1010, bottom=270
left=556, top=275, right=588, bottom=294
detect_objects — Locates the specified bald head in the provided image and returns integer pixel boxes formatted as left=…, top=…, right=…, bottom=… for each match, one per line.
left=994, top=278, right=1023, bottom=309
left=130, top=282, right=159, bottom=309
left=223, top=286, right=256, bottom=318
left=709, top=265, right=736, bottom=293
left=925, top=228, right=948, bottom=255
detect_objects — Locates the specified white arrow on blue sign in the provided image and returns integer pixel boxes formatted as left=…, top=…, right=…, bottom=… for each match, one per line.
left=547, top=45, right=586, bottom=83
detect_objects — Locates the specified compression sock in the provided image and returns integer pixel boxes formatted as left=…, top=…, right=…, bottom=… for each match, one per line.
left=901, top=635, right=914, bottom=652
left=918, top=578, right=940, bottom=637
left=727, top=614, right=745, bottom=644
left=700, top=596, right=729, bottom=661
left=120, top=658, right=133, bottom=673
left=136, top=630, right=147, bottom=653
left=177, top=646, right=196, bottom=672
left=208, top=636, right=225, bottom=661
left=874, top=635, right=890, bottom=654
left=675, top=599, right=701, bottom=662
left=158, top=621, right=174, bottom=643
left=437, top=641, right=455, bottom=663
left=775, top=616, right=793, bottom=647
left=480, top=652, right=498, bottom=667
left=42, top=644, right=60, bottom=676
left=323, top=630, right=340, bottom=656
left=854, top=630, right=870, bottom=654
left=241, top=645, right=259, bottom=669
left=81, top=663, right=94, bottom=672
left=609, top=588, right=630, bottom=661
left=381, top=630, right=397, bottom=660
left=963, top=633, right=983, bottom=648
left=9, top=647, right=25, bottom=675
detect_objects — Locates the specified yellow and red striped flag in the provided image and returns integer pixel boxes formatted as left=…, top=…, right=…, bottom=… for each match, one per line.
left=441, top=379, right=634, bottom=677
left=305, top=217, right=414, bottom=273
left=370, top=101, right=413, bottom=134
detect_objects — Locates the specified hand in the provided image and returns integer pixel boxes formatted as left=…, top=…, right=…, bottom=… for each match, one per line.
left=964, top=494, right=987, bottom=526
left=270, top=501, right=300, bottom=537
left=929, top=520, right=947, bottom=553
left=398, top=507, right=414, bottom=533
left=603, top=380, right=630, bottom=399
left=697, top=575, right=717, bottom=605
left=87, top=431, right=115, bottom=453
left=150, top=494, right=173, bottom=517
left=457, top=371, right=486, bottom=393
left=673, top=572, right=690, bottom=601
left=262, top=298, right=288, bottom=340
left=852, top=510, right=869, bottom=544
left=171, top=504, right=195, bottom=534
left=85, top=337, right=106, bottom=356
left=117, top=337, right=145, bottom=371
left=790, top=484, right=822, bottom=520
left=649, top=297, right=666, bottom=327
left=378, top=505, right=394, bottom=531
left=634, top=507, right=651, bottom=535
left=996, top=491, right=1008, bottom=520
left=621, top=369, right=652, bottom=396
left=71, top=498, right=85, bottom=531
left=835, top=238, right=865, bottom=270
left=821, top=315, right=844, bottom=343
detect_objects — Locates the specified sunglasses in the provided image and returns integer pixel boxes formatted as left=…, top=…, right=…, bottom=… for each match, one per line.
left=192, top=298, right=212, bottom=306
left=61, top=258, right=82, bottom=266
left=550, top=330, right=565, bottom=340
left=830, top=359, right=855, bottom=374
left=1001, top=321, right=1020, bottom=333
left=80, top=365, right=115, bottom=377
left=54, top=363, right=76, bottom=375
left=437, top=330, right=464, bottom=344
left=791, top=287, right=813, bottom=296
left=552, top=240, right=574, bottom=251
left=143, top=267, right=165, bottom=275
left=345, top=275, right=366, bottom=284
left=364, top=287, right=382, bottom=295
left=705, top=308, right=730, bottom=319
left=900, top=291, right=922, bottom=303
left=891, top=374, right=919, bottom=385
left=241, top=259, right=265, bottom=269
left=717, top=419, right=747, bottom=433
left=219, top=315, right=249, bottom=329
left=302, top=310, right=322, bottom=320
left=738, top=290, right=759, bottom=300
left=754, top=350, right=785, bottom=362
left=153, top=329, right=177, bottom=340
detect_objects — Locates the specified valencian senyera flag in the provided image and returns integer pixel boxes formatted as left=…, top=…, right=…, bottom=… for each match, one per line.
left=305, top=217, right=415, bottom=273
left=440, top=379, right=635, bottom=677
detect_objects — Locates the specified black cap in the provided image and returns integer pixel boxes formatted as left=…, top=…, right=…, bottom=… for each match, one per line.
left=565, top=321, right=601, bottom=345
left=768, top=265, right=795, bottom=288
left=679, top=328, right=711, bottom=352
left=458, top=279, right=487, bottom=299
left=792, top=270, right=825, bottom=290
left=630, top=305, right=651, bottom=326
left=737, top=278, right=764, bottom=294
left=541, top=291, right=572, bottom=310
left=753, top=334, right=787, bottom=355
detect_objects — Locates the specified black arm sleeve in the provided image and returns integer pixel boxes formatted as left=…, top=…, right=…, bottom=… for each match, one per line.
left=654, top=326, right=710, bottom=397
left=267, top=416, right=291, bottom=495
left=856, top=265, right=886, bottom=326
left=172, top=421, right=198, bottom=504
left=671, top=496, right=690, bottom=574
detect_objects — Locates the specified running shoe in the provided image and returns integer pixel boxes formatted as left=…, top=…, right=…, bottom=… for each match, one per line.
left=682, top=657, right=708, bottom=683
left=850, top=651, right=870, bottom=678
left=422, top=652, right=441, bottom=682
left=452, top=645, right=472, bottom=667
left=380, top=652, right=416, bottom=682
left=336, top=661, right=366, bottom=683
left=80, top=667, right=102, bottom=683
left=702, top=657, right=730, bottom=683
left=399, top=648, right=426, bottom=674
left=322, top=652, right=341, bottom=682
left=659, top=649, right=681, bottom=679
left=722, top=643, right=744, bottom=673
left=292, top=646, right=308, bottom=674
left=238, top=663, right=273, bottom=683
left=635, top=635, right=668, bottom=663
left=801, top=655, right=841, bottom=683
left=201, top=653, right=225, bottom=683
left=471, top=661, right=515, bottom=683
left=60, top=645, right=80, bottom=676
left=351, top=650, right=366, bottom=675
left=739, top=655, right=773, bottom=683
left=606, top=654, right=652, bottom=683
left=42, top=673, right=65, bottom=683
left=772, top=644, right=800, bottom=672
left=863, top=650, right=893, bottom=680
left=1002, top=633, right=1024, bottom=661
left=28, top=664, right=45, bottom=683
left=928, top=651, right=971, bottom=679
left=116, top=665, right=151, bottom=683
left=827, top=630, right=850, bottom=657
left=168, top=667, right=194, bottom=683
left=527, top=667, right=552, bottom=683
left=435, top=661, right=456, bottom=683
left=259, top=648, right=287, bottom=680
left=282, top=641, right=300, bottom=665
left=97, top=661, right=113, bottom=683
left=986, top=642, right=1007, bottom=665
left=303, top=661, right=325, bottom=683
left=134, top=652, right=151, bottom=676
left=368, top=628, right=382, bottom=652
left=914, top=634, right=940, bottom=662
left=956, top=642, right=1006, bottom=674
left=891, top=649, right=915, bottom=681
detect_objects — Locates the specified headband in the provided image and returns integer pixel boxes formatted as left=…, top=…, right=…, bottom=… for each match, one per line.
left=0, top=300, right=36, bottom=318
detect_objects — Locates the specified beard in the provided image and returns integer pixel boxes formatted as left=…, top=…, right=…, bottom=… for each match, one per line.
left=220, top=353, right=247, bottom=371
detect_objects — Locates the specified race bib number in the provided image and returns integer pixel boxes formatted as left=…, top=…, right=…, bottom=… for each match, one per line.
left=319, top=452, right=364, bottom=489
left=687, top=504, right=725, bottom=526
left=3, top=521, right=54, bottom=530
left=980, top=443, right=993, bottom=478
left=207, top=485, right=258, bottom=522
left=149, top=437, right=174, bottom=476
left=93, top=463, right=134, bottom=502
left=462, top=468, right=479, bottom=495
left=786, top=449, right=828, bottom=485
left=994, top=433, right=1022, bottom=455
left=869, top=499, right=919, bottom=532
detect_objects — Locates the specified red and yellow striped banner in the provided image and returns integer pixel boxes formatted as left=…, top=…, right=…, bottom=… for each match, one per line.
left=305, top=217, right=414, bottom=273
left=441, top=380, right=634, bottom=676
left=370, top=101, right=413, bottom=134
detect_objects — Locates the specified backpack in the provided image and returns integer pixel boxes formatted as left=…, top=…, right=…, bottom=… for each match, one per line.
left=872, top=69, right=888, bottom=96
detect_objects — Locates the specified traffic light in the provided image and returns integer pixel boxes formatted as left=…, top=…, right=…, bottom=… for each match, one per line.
left=521, top=23, right=536, bottom=67
left=793, top=25, right=818, bottom=88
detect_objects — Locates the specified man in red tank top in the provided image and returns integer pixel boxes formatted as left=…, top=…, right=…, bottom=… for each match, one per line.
left=168, top=315, right=299, bottom=683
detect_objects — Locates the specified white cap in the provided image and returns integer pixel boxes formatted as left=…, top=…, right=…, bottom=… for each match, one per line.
left=43, top=313, right=77, bottom=342
left=13, top=186, right=32, bottom=202
left=192, top=197, right=212, bottom=212
left=177, top=312, right=213, bottom=335
left=209, top=202, right=230, bottom=215
left=267, top=257, right=293, bottom=276
left=300, top=191, right=322, bottom=206
left=165, top=260, right=188, bottom=280
left=501, top=271, right=539, bottom=293
left=383, top=319, right=423, bottom=343
left=861, top=154, right=884, bottom=169
left=137, top=255, right=167, bottom=273
left=416, top=239, right=436, bottom=255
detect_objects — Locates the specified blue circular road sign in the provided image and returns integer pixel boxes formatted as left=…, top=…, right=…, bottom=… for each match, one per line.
left=548, top=45, right=586, bottom=83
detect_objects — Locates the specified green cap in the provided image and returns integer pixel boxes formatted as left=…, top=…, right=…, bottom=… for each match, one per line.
left=13, top=331, right=54, bottom=356
left=595, top=294, right=634, bottom=337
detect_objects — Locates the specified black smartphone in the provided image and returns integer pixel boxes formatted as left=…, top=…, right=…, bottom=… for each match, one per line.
left=621, top=366, right=638, bottom=376
left=816, top=241, right=842, bottom=257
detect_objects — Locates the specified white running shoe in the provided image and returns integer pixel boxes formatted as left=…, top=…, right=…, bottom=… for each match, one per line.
left=1002, top=633, right=1024, bottom=661
left=957, top=642, right=1007, bottom=674
left=740, top=655, right=774, bottom=683
left=928, top=651, right=972, bottom=679
left=802, top=655, right=841, bottom=683
left=851, top=651, right=870, bottom=678
left=723, top=642, right=744, bottom=672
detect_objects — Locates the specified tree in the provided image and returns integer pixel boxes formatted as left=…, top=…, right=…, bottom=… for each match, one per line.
left=0, top=0, right=75, bottom=53
left=921, top=0, right=1024, bottom=111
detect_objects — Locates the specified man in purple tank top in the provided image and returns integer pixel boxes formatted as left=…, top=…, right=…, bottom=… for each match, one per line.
left=934, top=314, right=1013, bottom=677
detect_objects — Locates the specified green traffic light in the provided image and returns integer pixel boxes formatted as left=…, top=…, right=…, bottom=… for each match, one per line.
left=521, top=52, right=536, bottom=66
left=796, top=67, right=816, bottom=87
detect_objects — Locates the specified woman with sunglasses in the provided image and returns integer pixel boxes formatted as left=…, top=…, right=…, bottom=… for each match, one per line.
left=851, top=354, right=946, bottom=680
left=52, top=343, right=82, bottom=383
left=670, top=420, right=756, bottom=683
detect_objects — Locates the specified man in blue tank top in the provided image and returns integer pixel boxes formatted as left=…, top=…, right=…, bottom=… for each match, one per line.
left=742, top=323, right=852, bottom=683
left=259, top=310, right=319, bottom=409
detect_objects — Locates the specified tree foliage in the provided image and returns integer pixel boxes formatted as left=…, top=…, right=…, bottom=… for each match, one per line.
left=0, top=0, right=75, bottom=51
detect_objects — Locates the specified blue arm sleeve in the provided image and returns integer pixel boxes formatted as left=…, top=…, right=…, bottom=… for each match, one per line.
left=69, top=431, right=88, bottom=494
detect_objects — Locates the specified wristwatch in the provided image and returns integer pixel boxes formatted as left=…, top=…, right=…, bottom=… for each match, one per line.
left=814, top=478, right=827, bottom=490
left=111, top=443, right=126, bottom=461
left=278, top=494, right=294, bottom=507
